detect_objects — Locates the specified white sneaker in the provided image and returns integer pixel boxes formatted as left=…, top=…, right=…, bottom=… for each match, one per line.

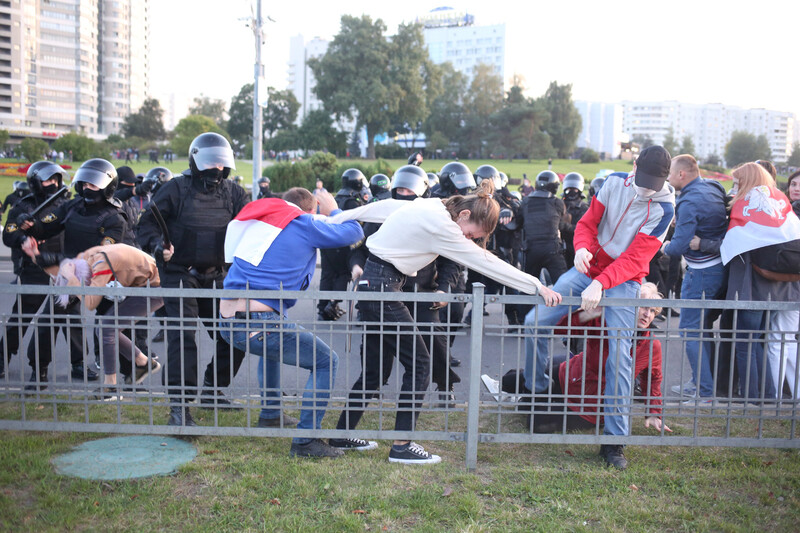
left=388, top=442, right=441, bottom=464
left=481, top=374, right=518, bottom=403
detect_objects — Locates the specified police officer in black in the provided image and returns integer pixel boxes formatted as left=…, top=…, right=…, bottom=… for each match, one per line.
left=1, top=180, right=29, bottom=217
left=17, top=159, right=130, bottom=384
left=519, top=170, right=569, bottom=286
left=257, top=176, right=276, bottom=199
left=317, top=168, right=370, bottom=321
left=559, top=172, right=589, bottom=267
left=368, top=173, right=391, bottom=202
left=0, top=162, right=76, bottom=386
left=114, top=166, right=154, bottom=240
left=136, top=133, right=249, bottom=427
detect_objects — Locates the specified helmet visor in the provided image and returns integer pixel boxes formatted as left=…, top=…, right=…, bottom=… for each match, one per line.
left=192, top=145, right=235, bottom=171
left=73, top=167, right=114, bottom=189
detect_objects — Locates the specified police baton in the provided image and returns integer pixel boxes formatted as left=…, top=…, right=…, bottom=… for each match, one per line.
left=149, top=203, right=171, bottom=249
left=29, top=186, right=69, bottom=218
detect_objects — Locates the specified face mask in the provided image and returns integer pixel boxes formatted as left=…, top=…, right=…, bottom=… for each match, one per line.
left=41, top=183, right=59, bottom=196
left=81, top=187, right=105, bottom=205
left=633, top=185, right=656, bottom=198
left=199, top=168, right=224, bottom=190
left=260, top=185, right=270, bottom=193
left=563, top=190, right=582, bottom=202
left=394, top=193, right=418, bottom=202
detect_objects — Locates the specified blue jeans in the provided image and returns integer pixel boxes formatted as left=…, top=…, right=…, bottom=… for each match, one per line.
left=220, top=312, right=338, bottom=444
left=679, top=264, right=726, bottom=397
left=523, top=267, right=640, bottom=436
left=734, top=310, right=774, bottom=400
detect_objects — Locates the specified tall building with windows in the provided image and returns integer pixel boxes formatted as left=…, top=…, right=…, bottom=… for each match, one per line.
left=0, top=0, right=149, bottom=141
left=287, top=34, right=329, bottom=125
left=575, top=101, right=625, bottom=159
left=419, top=7, right=505, bottom=82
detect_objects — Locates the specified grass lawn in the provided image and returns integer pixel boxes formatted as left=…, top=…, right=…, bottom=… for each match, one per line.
left=0, top=399, right=798, bottom=532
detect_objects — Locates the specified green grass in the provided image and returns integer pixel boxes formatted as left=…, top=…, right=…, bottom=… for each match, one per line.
left=0, top=398, right=799, bottom=532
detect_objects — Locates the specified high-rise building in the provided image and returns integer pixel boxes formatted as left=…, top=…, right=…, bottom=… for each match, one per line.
left=575, top=101, right=626, bottom=159
left=419, top=7, right=505, bottom=82
left=0, top=0, right=149, bottom=141
left=287, top=34, right=329, bottom=125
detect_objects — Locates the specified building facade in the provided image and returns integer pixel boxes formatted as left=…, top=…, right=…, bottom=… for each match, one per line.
left=0, top=0, right=149, bottom=141
left=287, top=34, right=329, bottom=126
left=575, top=101, right=625, bottom=159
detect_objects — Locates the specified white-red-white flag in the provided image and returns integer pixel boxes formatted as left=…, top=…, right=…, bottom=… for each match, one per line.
left=224, top=198, right=304, bottom=266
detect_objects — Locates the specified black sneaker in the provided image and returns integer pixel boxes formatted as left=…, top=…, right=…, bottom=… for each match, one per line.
left=93, top=386, right=123, bottom=402
left=199, top=387, right=234, bottom=410
left=24, top=369, right=48, bottom=391
left=167, top=406, right=197, bottom=427
left=257, top=414, right=300, bottom=428
left=449, top=356, right=461, bottom=368
left=600, top=444, right=628, bottom=470
left=388, top=442, right=441, bottom=464
left=290, top=439, right=344, bottom=458
left=152, top=330, right=165, bottom=343
left=71, top=364, right=99, bottom=382
left=132, top=358, right=162, bottom=385
left=329, top=437, right=378, bottom=451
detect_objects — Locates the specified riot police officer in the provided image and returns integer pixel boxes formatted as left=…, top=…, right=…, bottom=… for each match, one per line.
left=318, top=168, right=370, bottom=321
left=114, top=165, right=153, bottom=247
left=519, top=170, right=568, bottom=286
left=1, top=161, right=80, bottom=387
left=589, top=176, right=606, bottom=205
left=257, top=176, right=276, bottom=199
left=142, top=166, right=173, bottom=205
left=1, top=180, right=29, bottom=216
left=369, top=173, right=391, bottom=202
left=137, top=132, right=250, bottom=427
left=559, top=172, right=589, bottom=267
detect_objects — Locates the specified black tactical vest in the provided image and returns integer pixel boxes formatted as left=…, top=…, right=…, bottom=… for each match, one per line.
left=168, top=177, right=233, bottom=269
left=62, top=200, right=122, bottom=258
left=522, top=194, right=563, bottom=248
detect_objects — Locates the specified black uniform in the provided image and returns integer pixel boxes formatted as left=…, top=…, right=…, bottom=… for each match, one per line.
left=1, top=189, right=27, bottom=216
left=137, top=171, right=250, bottom=402
left=317, top=189, right=366, bottom=318
left=560, top=196, right=589, bottom=267
left=519, top=191, right=568, bottom=285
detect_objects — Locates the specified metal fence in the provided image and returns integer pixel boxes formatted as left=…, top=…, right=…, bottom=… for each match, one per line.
left=0, top=282, right=798, bottom=470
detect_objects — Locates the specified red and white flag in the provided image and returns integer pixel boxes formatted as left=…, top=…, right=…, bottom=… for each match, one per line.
left=721, top=185, right=800, bottom=264
left=224, top=198, right=305, bottom=266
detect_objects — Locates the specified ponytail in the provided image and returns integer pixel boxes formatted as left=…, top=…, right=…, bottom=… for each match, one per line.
left=443, top=180, right=499, bottom=246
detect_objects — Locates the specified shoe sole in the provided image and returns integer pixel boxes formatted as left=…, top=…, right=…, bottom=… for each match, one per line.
left=388, top=454, right=442, bottom=465
left=331, top=441, right=378, bottom=451
left=135, top=361, right=162, bottom=385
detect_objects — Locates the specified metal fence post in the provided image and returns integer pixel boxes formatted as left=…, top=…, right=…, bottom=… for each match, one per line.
left=465, top=283, right=485, bottom=471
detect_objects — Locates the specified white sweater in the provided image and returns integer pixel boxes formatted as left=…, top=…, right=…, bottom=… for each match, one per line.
left=327, top=198, right=542, bottom=295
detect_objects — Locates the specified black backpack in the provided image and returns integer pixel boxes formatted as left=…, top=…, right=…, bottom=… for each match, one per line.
left=751, top=239, right=800, bottom=282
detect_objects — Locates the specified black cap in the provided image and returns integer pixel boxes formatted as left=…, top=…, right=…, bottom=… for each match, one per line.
left=117, top=166, right=136, bottom=185
left=634, top=145, right=671, bottom=191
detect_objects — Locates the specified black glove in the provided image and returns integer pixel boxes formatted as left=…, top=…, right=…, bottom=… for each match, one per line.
left=407, top=152, right=423, bottom=166
left=135, top=179, right=155, bottom=196
left=15, top=212, right=34, bottom=227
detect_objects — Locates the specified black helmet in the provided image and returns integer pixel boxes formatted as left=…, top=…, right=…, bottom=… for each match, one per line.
left=439, top=162, right=475, bottom=195
left=535, top=170, right=560, bottom=194
left=145, top=166, right=173, bottom=185
left=475, top=165, right=502, bottom=190
left=562, top=172, right=585, bottom=194
left=589, top=176, right=607, bottom=198
left=188, top=132, right=235, bottom=177
left=341, top=168, right=368, bottom=191
left=72, top=158, right=118, bottom=200
left=426, top=172, right=439, bottom=188
left=369, top=173, right=390, bottom=196
left=390, top=165, right=429, bottom=199
left=26, top=160, right=67, bottom=196
left=258, top=176, right=270, bottom=186
left=13, top=180, right=29, bottom=192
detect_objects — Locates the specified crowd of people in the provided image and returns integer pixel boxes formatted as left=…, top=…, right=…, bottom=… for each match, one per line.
left=1, top=134, right=798, bottom=469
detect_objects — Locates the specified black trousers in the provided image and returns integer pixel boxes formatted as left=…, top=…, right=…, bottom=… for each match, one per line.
left=317, top=247, right=350, bottom=313
left=406, top=300, right=459, bottom=393
left=29, top=296, right=85, bottom=370
left=160, top=267, right=246, bottom=400
left=337, top=259, right=430, bottom=432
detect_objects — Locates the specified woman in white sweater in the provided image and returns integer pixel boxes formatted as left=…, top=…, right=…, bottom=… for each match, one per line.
left=327, top=179, right=561, bottom=464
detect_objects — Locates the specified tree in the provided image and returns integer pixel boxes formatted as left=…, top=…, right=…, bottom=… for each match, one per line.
left=631, top=134, right=654, bottom=150
left=298, top=109, right=347, bottom=154
left=170, top=115, right=229, bottom=156
left=227, top=83, right=256, bottom=144
left=580, top=148, right=600, bottom=163
left=787, top=142, right=800, bottom=167
left=662, top=127, right=679, bottom=156
left=463, top=63, right=504, bottom=158
left=538, top=81, right=582, bottom=158
left=679, top=135, right=696, bottom=156
left=53, top=132, right=95, bottom=161
left=310, top=15, right=430, bottom=159
left=189, top=95, right=227, bottom=126
left=121, top=98, right=166, bottom=140
left=20, top=138, right=49, bottom=162
left=423, top=63, right=467, bottom=155
left=704, top=153, right=721, bottom=166
left=264, top=88, right=300, bottom=138
left=486, top=79, right=553, bottom=162
left=0, top=129, right=9, bottom=151
left=724, top=130, right=772, bottom=168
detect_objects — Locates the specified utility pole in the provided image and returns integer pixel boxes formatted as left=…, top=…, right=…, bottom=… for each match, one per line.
left=251, top=0, right=264, bottom=201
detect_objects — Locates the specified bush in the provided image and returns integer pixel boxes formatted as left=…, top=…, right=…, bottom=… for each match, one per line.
left=53, top=132, right=95, bottom=161
left=263, top=156, right=399, bottom=193
left=580, top=148, right=599, bottom=164
left=20, top=138, right=50, bottom=162
left=375, top=143, right=407, bottom=159
left=700, top=164, right=727, bottom=174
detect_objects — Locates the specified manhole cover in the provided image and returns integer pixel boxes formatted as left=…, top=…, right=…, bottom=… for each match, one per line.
left=53, top=436, right=197, bottom=480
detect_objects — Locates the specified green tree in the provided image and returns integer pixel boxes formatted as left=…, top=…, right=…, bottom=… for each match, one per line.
left=227, top=83, right=256, bottom=144
left=631, top=134, right=654, bottom=150
left=20, top=138, right=49, bottom=162
left=423, top=63, right=467, bottom=155
left=704, top=153, right=721, bottom=166
left=487, top=78, right=553, bottom=162
left=189, top=95, right=227, bottom=126
left=725, top=130, right=772, bottom=168
left=264, top=88, right=300, bottom=139
left=581, top=148, right=600, bottom=163
left=679, top=135, right=696, bottom=156
left=787, top=142, right=800, bottom=167
left=311, top=15, right=429, bottom=159
left=538, top=81, right=582, bottom=158
left=0, top=129, right=9, bottom=151
left=463, top=63, right=504, bottom=158
left=662, top=127, right=679, bottom=156
left=53, top=132, right=95, bottom=161
left=121, top=98, right=166, bottom=140
left=170, top=115, right=229, bottom=156
left=298, top=109, right=347, bottom=154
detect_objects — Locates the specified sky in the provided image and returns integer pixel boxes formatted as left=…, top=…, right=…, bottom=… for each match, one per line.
left=150, top=0, right=800, bottom=117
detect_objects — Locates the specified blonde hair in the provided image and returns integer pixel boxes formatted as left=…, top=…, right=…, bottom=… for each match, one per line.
left=443, top=180, right=499, bottom=246
left=640, top=281, right=663, bottom=315
left=671, top=154, right=699, bottom=179
left=731, top=162, right=775, bottom=205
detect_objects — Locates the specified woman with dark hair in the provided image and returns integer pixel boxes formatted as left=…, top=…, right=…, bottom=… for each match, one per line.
left=786, top=170, right=800, bottom=217
left=326, top=180, right=561, bottom=464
